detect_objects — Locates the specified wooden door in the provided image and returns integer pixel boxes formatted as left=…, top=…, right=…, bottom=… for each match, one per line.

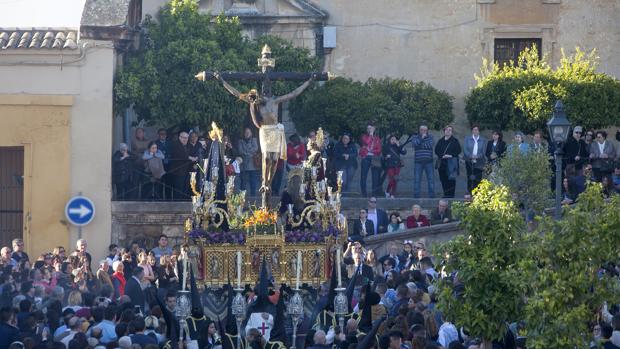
left=0, top=147, right=24, bottom=247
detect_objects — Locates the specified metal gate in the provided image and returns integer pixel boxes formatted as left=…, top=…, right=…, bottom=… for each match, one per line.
left=0, top=147, right=24, bottom=248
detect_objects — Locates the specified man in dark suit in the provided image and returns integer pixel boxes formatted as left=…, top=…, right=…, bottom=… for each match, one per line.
left=366, top=197, right=389, bottom=234
left=124, top=267, right=145, bottom=313
left=350, top=252, right=374, bottom=286
left=351, top=209, right=374, bottom=241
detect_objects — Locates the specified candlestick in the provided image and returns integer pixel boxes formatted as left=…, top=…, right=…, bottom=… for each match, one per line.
left=203, top=159, right=208, bottom=172
left=295, top=250, right=302, bottom=290
left=237, top=251, right=242, bottom=289
left=336, top=248, right=342, bottom=287
left=182, top=253, right=188, bottom=291
left=288, top=204, right=294, bottom=216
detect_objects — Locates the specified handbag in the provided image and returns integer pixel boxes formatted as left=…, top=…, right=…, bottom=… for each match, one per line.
left=371, top=155, right=383, bottom=168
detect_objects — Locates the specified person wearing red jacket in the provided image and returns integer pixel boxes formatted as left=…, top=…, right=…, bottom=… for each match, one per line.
left=359, top=124, right=383, bottom=197
left=286, top=134, right=306, bottom=170
left=405, top=204, right=430, bottom=228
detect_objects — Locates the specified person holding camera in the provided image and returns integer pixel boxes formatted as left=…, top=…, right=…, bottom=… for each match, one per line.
left=384, top=135, right=407, bottom=198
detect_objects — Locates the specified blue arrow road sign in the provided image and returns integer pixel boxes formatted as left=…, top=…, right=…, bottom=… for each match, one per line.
left=65, top=196, right=95, bottom=226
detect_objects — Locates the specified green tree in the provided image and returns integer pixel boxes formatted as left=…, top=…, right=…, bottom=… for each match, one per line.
left=436, top=180, right=527, bottom=348
left=466, top=47, right=620, bottom=133
left=114, top=0, right=320, bottom=135
left=491, top=146, right=552, bottom=217
left=523, top=185, right=620, bottom=349
left=289, top=77, right=454, bottom=139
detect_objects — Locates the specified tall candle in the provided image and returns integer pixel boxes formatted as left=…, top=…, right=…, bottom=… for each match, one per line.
left=237, top=251, right=242, bottom=289
left=182, top=253, right=188, bottom=291
left=295, top=250, right=302, bottom=289
left=336, top=248, right=342, bottom=287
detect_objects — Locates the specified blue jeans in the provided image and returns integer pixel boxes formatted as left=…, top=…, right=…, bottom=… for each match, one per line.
left=360, top=157, right=381, bottom=196
left=241, top=170, right=259, bottom=196
left=414, top=161, right=435, bottom=198
left=339, top=166, right=357, bottom=193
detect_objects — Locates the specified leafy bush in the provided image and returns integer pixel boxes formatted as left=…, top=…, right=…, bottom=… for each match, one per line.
left=114, top=0, right=320, bottom=135
left=466, top=47, right=620, bottom=134
left=289, top=77, right=454, bottom=139
left=491, top=145, right=552, bottom=216
left=436, top=181, right=527, bottom=344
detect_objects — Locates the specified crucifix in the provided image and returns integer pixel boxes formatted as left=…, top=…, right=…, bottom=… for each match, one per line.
left=195, top=44, right=330, bottom=208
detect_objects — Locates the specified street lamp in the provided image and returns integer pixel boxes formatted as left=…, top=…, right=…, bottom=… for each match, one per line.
left=175, top=290, right=191, bottom=343
left=547, top=100, right=571, bottom=219
left=231, top=288, right=247, bottom=349
left=287, top=290, right=304, bottom=349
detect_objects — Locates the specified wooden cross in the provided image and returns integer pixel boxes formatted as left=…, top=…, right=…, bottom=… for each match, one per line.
left=195, top=44, right=330, bottom=96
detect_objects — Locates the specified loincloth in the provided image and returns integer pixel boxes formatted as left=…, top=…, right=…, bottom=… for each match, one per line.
left=259, top=124, right=287, bottom=160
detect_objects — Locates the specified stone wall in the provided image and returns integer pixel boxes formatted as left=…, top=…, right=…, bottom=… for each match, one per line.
left=111, top=198, right=462, bottom=248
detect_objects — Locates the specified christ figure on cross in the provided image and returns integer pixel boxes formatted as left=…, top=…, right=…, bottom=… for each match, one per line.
left=208, top=45, right=318, bottom=207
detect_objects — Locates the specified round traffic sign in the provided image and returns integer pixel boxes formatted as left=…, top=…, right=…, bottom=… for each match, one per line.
left=65, top=196, right=95, bottom=226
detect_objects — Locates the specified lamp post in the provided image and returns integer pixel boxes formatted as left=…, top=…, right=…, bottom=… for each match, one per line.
left=547, top=100, right=571, bottom=219
left=287, top=290, right=304, bottom=349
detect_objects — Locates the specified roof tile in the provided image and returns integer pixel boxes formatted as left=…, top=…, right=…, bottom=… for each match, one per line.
left=0, top=29, right=79, bottom=50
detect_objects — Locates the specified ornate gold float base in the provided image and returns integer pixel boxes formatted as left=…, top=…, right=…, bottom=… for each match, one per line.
left=196, top=233, right=339, bottom=287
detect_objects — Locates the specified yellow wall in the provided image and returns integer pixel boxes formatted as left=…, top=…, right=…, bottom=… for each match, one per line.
left=0, top=94, right=72, bottom=257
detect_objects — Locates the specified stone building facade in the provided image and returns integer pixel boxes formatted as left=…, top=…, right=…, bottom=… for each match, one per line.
left=144, top=0, right=620, bottom=133
left=0, top=0, right=141, bottom=262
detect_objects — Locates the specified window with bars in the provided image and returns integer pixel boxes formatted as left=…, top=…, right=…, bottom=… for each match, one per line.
left=494, top=38, right=542, bottom=67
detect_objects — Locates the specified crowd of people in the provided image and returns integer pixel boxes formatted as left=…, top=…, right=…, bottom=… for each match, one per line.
left=0, top=235, right=216, bottom=349
left=112, top=125, right=620, bottom=201
left=2, top=222, right=620, bottom=349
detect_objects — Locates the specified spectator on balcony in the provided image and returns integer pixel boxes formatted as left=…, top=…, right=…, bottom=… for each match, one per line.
left=531, top=130, right=549, bottom=154
left=434, top=125, right=461, bottom=198
left=589, top=130, right=616, bottom=182
left=412, top=125, right=435, bottom=199
left=384, top=135, right=407, bottom=198
left=112, top=143, right=134, bottom=200
left=359, top=124, right=383, bottom=197
left=352, top=209, right=374, bottom=240
left=463, top=125, right=486, bottom=194
left=405, top=205, right=430, bottom=229
left=286, top=134, right=306, bottom=171
left=563, top=126, right=589, bottom=172
left=142, top=142, right=166, bottom=200
left=561, top=177, right=578, bottom=205
left=508, top=132, right=529, bottom=154
left=334, top=132, right=358, bottom=194
left=367, top=197, right=389, bottom=235
left=131, top=127, right=149, bottom=165
left=387, top=212, right=405, bottom=233
left=154, top=128, right=170, bottom=166
left=170, top=131, right=194, bottom=200
left=238, top=127, right=260, bottom=197
left=430, top=199, right=452, bottom=225
left=485, top=130, right=506, bottom=169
